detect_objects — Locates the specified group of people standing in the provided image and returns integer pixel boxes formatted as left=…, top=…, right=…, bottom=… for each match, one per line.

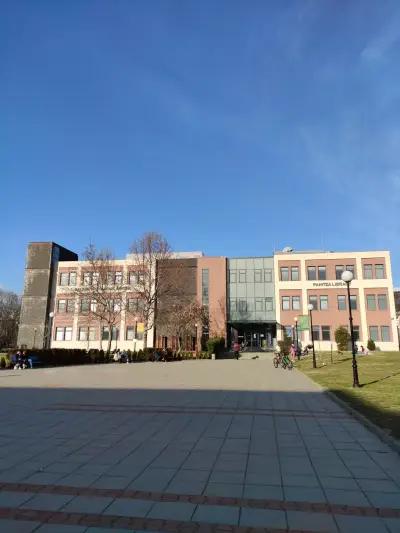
left=11, top=351, right=32, bottom=369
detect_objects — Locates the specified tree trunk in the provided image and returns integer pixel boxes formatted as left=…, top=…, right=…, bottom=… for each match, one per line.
left=143, top=330, right=148, bottom=349
left=107, top=334, right=112, bottom=355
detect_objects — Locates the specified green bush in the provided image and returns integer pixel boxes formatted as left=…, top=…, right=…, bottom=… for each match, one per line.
left=278, top=331, right=292, bottom=355
left=335, top=326, right=350, bottom=352
left=0, top=356, right=7, bottom=369
left=367, top=338, right=376, bottom=351
left=206, top=337, right=225, bottom=356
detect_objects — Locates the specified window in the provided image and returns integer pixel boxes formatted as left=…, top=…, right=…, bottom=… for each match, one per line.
left=80, top=299, right=90, bottom=313
left=292, top=296, right=300, bottom=310
left=280, top=267, right=289, bottom=281
left=369, top=326, right=379, bottom=341
left=337, top=295, right=346, bottom=310
left=83, top=272, right=92, bottom=286
left=381, top=326, right=390, bottom=342
left=346, top=265, right=356, bottom=278
left=239, top=270, right=246, bottom=283
left=319, top=295, right=328, bottom=310
left=353, top=326, right=360, bottom=342
left=229, top=299, right=237, bottom=312
left=90, top=301, right=97, bottom=312
left=282, top=296, right=290, bottom=310
left=312, top=326, right=320, bottom=341
left=307, top=266, right=316, bottom=280
left=363, top=264, right=373, bottom=279
left=309, top=295, right=318, bottom=311
left=137, top=272, right=145, bottom=284
left=335, top=265, right=344, bottom=280
left=129, top=272, right=137, bottom=285
left=69, top=272, right=77, bottom=286
left=321, top=326, right=330, bottom=341
left=66, top=299, right=75, bottom=313
left=229, top=270, right=237, bottom=283
left=128, top=298, right=139, bottom=312
left=64, top=327, right=72, bottom=341
left=57, top=299, right=66, bottom=313
left=102, top=326, right=119, bottom=341
left=265, top=298, right=273, bottom=311
left=291, top=266, right=299, bottom=281
left=126, top=326, right=135, bottom=340
left=375, top=264, right=385, bottom=279
left=378, top=294, right=388, bottom=310
left=318, top=266, right=326, bottom=280
left=92, top=272, right=99, bottom=285
left=264, top=269, right=272, bottom=283
left=78, top=327, right=88, bottom=341
left=350, top=295, right=357, bottom=310
left=366, top=295, right=376, bottom=311
left=255, top=298, right=263, bottom=311
left=202, top=269, right=209, bottom=306
left=107, top=272, right=115, bottom=285
left=284, top=326, right=292, bottom=338
left=115, top=271, right=123, bottom=284
left=254, top=269, right=262, bottom=283
left=239, top=299, right=247, bottom=312
left=60, top=273, right=69, bottom=286
left=113, top=300, right=121, bottom=312
left=55, top=327, right=64, bottom=340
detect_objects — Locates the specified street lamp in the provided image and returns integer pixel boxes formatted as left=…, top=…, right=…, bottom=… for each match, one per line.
left=33, top=328, right=37, bottom=349
left=341, top=270, right=360, bottom=387
left=48, top=312, right=54, bottom=349
left=307, top=304, right=316, bottom=368
left=294, top=316, right=299, bottom=359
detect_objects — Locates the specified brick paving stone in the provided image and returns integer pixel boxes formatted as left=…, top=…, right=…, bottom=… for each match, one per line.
left=102, top=497, right=153, bottom=517
left=20, top=493, right=74, bottom=511
left=324, top=489, right=370, bottom=506
left=0, top=491, right=36, bottom=507
left=287, top=510, right=338, bottom=532
left=334, top=514, right=389, bottom=532
left=0, top=519, right=41, bottom=532
left=240, top=508, right=287, bottom=528
left=192, top=505, right=240, bottom=526
left=62, top=495, right=114, bottom=514
left=148, top=501, right=196, bottom=520
left=204, top=483, right=243, bottom=498
left=243, top=484, right=283, bottom=500
left=365, top=491, right=400, bottom=509
left=284, top=487, right=326, bottom=503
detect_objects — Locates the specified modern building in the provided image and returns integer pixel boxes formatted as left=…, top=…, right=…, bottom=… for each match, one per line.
left=17, top=242, right=399, bottom=352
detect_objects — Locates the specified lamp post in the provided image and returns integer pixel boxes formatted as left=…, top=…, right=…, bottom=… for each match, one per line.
left=33, top=328, right=37, bottom=349
left=294, top=316, right=299, bottom=359
left=307, top=304, right=316, bottom=368
left=48, top=312, right=54, bottom=349
left=341, top=270, right=360, bottom=387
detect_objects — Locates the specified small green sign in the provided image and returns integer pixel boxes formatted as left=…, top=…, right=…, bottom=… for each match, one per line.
left=297, top=315, right=310, bottom=331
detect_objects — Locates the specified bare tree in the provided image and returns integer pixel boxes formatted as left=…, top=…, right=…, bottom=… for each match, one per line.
left=72, top=245, right=126, bottom=354
left=129, top=232, right=174, bottom=349
left=0, top=289, right=21, bottom=348
left=158, top=301, right=208, bottom=353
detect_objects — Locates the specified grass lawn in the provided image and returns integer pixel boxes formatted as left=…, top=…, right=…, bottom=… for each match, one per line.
left=296, top=351, right=400, bottom=439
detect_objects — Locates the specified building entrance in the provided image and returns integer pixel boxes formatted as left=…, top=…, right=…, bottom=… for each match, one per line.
left=228, top=323, right=276, bottom=351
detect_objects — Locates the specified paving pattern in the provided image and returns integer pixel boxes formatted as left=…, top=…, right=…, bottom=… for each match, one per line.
left=0, top=359, right=399, bottom=532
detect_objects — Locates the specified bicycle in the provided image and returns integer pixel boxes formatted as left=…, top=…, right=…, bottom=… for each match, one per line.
left=272, top=352, right=293, bottom=370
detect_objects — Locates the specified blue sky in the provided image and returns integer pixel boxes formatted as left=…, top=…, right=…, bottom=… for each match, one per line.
left=1, top=0, right=400, bottom=293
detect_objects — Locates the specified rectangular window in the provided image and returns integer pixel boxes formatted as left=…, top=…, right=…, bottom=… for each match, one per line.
left=113, top=300, right=121, bottom=312
left=346, top=265, right=356, bottom=278
left=57, top=299, right=66, bottom=313
left=83, top=272, right=92, bottom=286
left=318, top=266, right=326, bottom=280
left=102, top=327, right=109, bottom=340
left=129, top=272, right=137, bottom=285
left=255, top=297, right=263, bottom=311
left=111, top=326, right=119, bottom=340
left=381, top=326, right=390, bottom=342
left=90, top=300, right=97, bottom=312
left=264, top=269, right=272, bottom=283
left=66, top=299, right=75, bottom=313
left=291, top=266, right=299, bottom=281
left=366, top=295, right=376, bottom=311
left=378, top=294, right=388, bottom=310
left=115, top=271, right=123, bottom=284
left=309, top=295, right=318, bottom=311
left=229, top=299, right=237, bottom=312
left=375, top=264, right=385, bottom=279
left=254, top=269, right=262, bottom=283
left=229, top=270, right=237, bottom=283
left=337, top=295, right=346, bottom=310
left=55, top=327, right=64, bottom=340
left=281, top=296, right=290, bottom=311
left=369, top=326, right=379, bottom=341
left=126, top=326, right=135, bottom=340
left=363, top=264, right=373, bottom=279
left=319, top=295, right=328, bottom=310
left=107, top=272, right=115, bottom=285
left=239, top=270, right=246, bottom=283
left=59, top=273, right=69, bottom=286
left=335, top=265, right=344, bottom=280
left=307, top=266, right=316, bottom=280
left=64, top=327, right=73, bottom=341
left=350, top=295, right=357, bottom=310
left=80, top=299, right=90, bottom=313
left=202, top=269, right=209, bottom=306
left=265, top=298, right=273, bottom=311
left=321, top=326, right=330, bottom=341
left=128, top=298, right=138, bottom=312
left=353, top=326, right=360, bottom=342
left=312, top=326, right=320, bottom=341
left=89, top=327, right=96, bottom=340
left=78, top=327, right=88, bottom=341
left=69, top=272, right=77, bottom=286
left=292, top=296, right=300, bottom=310
left=280, top=267, right=289, bottom=281
left=238, top=299, right=247, bottom=312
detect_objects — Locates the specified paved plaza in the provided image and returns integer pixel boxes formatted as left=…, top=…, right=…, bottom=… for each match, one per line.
left=0, top=359, right=399, bottom=532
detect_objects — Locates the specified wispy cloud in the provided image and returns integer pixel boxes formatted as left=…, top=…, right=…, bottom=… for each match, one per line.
left=361, top=15, right=400, bottom=62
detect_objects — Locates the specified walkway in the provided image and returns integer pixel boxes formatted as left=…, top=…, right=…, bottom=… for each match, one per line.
left=0, top=359, right=399, bottom=532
